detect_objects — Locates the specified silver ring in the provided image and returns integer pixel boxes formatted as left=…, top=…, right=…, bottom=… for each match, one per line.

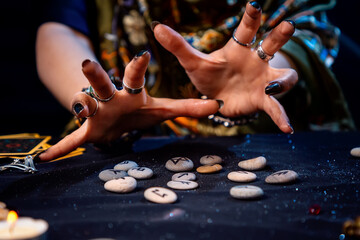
left=232, top=28, right=256, bottom=47
left=123, top=78, right=145, bottom=94
left=255, top=40, right=274, bottom=62
left=83, top=84, right=117, bottom=102
left=87, top=97, right=99, bottom=118
left=95, top=87, right=116, bottom=102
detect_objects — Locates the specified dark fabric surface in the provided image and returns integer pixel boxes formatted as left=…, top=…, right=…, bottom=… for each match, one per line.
left=0, top=132, right=359, bottom=240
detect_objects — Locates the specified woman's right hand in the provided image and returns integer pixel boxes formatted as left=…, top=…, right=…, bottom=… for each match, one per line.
left=39, top=51, right=221, bottom=161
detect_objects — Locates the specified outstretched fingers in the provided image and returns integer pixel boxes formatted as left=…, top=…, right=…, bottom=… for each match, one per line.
left=82, top=60, right=115, bottom=100
left=38, top=126, right=88, bottom=161
left=152, top=22, right=206, bottom=72
left=123, top=50, right=150, bottom=94
left=263, top=96, right=294, bottom=134
left=260, top=20, right=296, bottom=56
left=231, top=1, right=262, bottom=48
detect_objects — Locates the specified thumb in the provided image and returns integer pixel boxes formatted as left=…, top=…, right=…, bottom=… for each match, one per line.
left=149, top=97, right=223, bottom=120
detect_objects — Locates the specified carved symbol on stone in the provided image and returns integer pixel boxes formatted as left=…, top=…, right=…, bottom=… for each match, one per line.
left=178, top=173, right=189, bottom=178
left=171, top=157, right=188, bottom=164
left=273, top=171, right=288, bottom=176
left=152, top=189, right=167, bottom=198
left=180, top=181, right=190, bottom=185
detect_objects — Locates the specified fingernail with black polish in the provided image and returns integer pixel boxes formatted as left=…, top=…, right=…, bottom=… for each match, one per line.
left=73, top=103, right=84, bottom=115
left=135, top=50, right=148, bottom=59
left=265, top=82, right=282, bottom=95
left=151, top=21, right=160, bottom=32
left=216, top=99, right=224, bottom=109
left=250, top=1, right=261, bottom=10
left=82, top=59, right=91, bottom=68
left=285, top=20, right=296, bottom=29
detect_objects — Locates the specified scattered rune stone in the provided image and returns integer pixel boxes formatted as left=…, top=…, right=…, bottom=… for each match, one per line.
left=104, top=176, right=137, bottom=193
left=265, top=170, right=298, bottom=184
left=0, top=208, right=9, bottom=221
left=238, top=156, right=267, bottom=170
left=98, top=169, right=128, bottom=182
left=196, top=164, right=222, bottom=174
left=227, top=171, right=257, bottom=183
left=167, top=180, right=199, bottom=190
left=128, top=167, right=153, bottom=179
left=200, top=155, right=223, bottom=165
left=165, top=157, right=194, bottom=172
left=230, top=185, right=264, bottom=199
left=144, top=187, right=177, bottom=204
left=0, top=202, right=6, bottom=209
left=172, top=172, right=197, bottom=181
left=114, top=160, right=138, bottom=171
left=350, top=147, right=360, bottom=157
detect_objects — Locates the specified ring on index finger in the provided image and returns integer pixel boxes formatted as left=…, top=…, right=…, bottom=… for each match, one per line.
left=82, top=75, right=123, bottom=102
left=82, top=85, right=117, bottom=102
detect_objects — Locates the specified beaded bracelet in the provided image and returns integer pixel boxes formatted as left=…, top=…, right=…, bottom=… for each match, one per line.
left=202, top=96, right=258, bottom=127
left=208, top=112, right=258, bottom=127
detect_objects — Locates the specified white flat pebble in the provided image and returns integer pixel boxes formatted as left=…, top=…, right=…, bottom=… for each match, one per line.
left=128, top=167, right=153, bottom=179
left=172, top=172, right=196, bottom=181
left=104, top=176, right=137, bottom=193
left=167, top=180, right=198, bottom=190
left=200, top=155, right=223, bottom=165
left=238, top=156, right=266, bottom=170
left=350, top=147, right=360, bottom=157
left=230, top=185, right=264, bottom=199
left=98, top=169, right=128, bottom=182
left=165, top=157, right=194, bottom=172
left=144, top=187, right=177, bottom=204
left=227, top=171, right=257, bottom=183
left=265, top=170, right=298, bottom=184
left=114, top=160, right=138, bottom=171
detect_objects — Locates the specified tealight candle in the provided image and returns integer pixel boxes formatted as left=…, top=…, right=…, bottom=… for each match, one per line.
left=0, top=211, right=48, bottom=240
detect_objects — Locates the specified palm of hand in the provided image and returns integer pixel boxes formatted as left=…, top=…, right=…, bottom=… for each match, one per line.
left=83, top=92, right=147, bottom=143
left=187, top=46, right=273, bottom=117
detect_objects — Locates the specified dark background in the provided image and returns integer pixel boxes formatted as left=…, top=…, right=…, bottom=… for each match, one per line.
left=0, top=1, right=359, bottom=136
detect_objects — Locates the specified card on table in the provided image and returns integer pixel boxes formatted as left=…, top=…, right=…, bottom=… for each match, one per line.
left=0, top=133, right=86, bottom=161
left=0, top=136, right=51, bottom=156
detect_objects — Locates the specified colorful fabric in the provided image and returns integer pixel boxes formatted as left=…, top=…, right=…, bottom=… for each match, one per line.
left=63, top=0, right=356, bottom=136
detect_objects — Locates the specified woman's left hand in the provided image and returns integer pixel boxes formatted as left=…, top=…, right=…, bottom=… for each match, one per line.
left=153, top=2, right=298, bottom=133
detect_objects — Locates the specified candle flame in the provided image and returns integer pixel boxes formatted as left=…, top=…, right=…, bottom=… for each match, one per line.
left=7, top=211, right=18, bottom=224
left=7, top=211, right=18, bottom=234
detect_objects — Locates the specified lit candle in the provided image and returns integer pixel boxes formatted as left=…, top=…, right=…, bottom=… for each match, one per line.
left=0, top=211, right=48, bottom=240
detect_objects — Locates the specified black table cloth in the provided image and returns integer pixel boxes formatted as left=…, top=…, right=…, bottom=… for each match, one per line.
left=0, top=132, right=359, bottom=240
